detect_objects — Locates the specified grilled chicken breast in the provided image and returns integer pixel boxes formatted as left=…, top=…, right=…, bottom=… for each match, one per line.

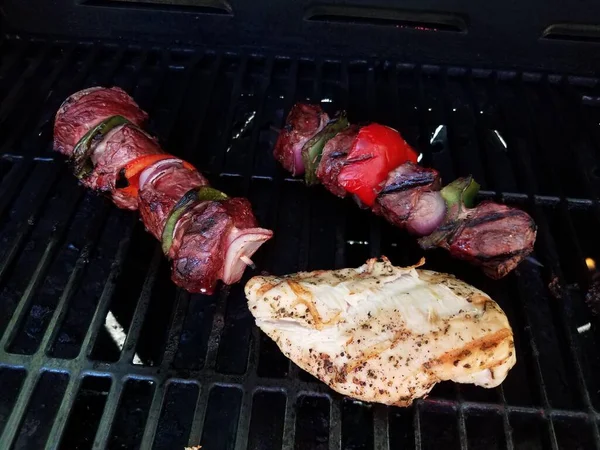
left=245, top=257, right=516, bottom=406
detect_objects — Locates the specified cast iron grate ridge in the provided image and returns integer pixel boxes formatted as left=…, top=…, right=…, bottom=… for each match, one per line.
left=0, top=36, right=598, bottom=449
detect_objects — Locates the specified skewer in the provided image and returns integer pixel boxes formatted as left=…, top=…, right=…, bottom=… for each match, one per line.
left=240, top=255, right=256, bottom=269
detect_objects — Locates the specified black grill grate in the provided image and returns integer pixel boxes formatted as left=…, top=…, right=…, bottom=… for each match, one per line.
left=0, top=37, right=599, bottom=449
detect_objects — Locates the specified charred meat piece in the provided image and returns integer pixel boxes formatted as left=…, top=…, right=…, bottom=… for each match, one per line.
left=374, top=162, right=445, bottom=236
left=433, top=202, right=537, bottom=279
left=54, top=87, right=273, bottom=294
left=316, top=125, right=359, bottom=197
left=273, top=103, right=329, bottom=176
left=54, top=87, right=148, bottom=157
left=246, top=257, right=516, bottom=406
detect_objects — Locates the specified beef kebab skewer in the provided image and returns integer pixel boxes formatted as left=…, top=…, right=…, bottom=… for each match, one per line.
left=54, top=87, right=273, bottom=294
left=274, top=103, right=537, bottom=279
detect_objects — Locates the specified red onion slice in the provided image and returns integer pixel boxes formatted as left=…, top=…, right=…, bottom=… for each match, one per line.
left=406, top=191, right=447, bottom=236
left=138, top=158, right=182, bottom=190
left=222, top=227, right=274, bottom=284
left=293, top=148, right=305, bottom=176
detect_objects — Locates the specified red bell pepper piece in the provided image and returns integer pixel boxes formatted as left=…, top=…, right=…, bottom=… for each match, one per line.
left=118, top=154, right=195, bottom=198
left=337, top=124, right=418, bottom=207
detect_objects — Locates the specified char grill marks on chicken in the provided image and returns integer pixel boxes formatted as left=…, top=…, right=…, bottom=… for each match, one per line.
left=273, top=103, right=537, bottom=278
left=54, top=87, right=273, bottom=294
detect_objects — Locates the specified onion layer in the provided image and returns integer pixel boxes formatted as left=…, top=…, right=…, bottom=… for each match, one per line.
left=222, top=227, right=274, bottom=284
left=406, top=192, right=446, bottom=236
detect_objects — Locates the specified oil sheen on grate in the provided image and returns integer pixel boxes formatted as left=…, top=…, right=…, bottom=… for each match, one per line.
left=0, top=38, right=599, bottom=450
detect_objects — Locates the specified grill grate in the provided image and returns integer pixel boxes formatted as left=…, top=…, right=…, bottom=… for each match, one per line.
left=0, top=37, right=599, bottom=449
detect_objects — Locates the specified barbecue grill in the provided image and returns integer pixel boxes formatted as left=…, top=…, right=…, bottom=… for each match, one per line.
left=1, top=1, right=600, bottom=448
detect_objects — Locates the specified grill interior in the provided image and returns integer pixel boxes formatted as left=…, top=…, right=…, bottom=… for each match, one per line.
left=0, top=37, right=599, bottom=449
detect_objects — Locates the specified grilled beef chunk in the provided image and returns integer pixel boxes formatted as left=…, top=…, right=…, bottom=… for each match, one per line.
left=273, top=103, right=329, bottom=176
left=427, top=202, right=537, bottom=279
left=138, top=159, right=208, bottom=240
left=54, top=87, right=148, bottom=156
left=316, top=125, right=359, bottom=197
left=171, top=198, right=272, bottom=292
left=171, top=201, right=233, bottom=293
left=54, top=87, right=273, bottom=294
left=85, top=124, right=165, bottom=209
left=373, top=162, right=445, bottom=235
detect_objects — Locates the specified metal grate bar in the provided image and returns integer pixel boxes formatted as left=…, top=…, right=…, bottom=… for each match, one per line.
left=90, top=376, right=125, bottom=449
left=519, top=75, right=600, bottom=425
left=233, top=389, right=254, bottom=450
left=138, top=379, right=169, bottom=449
left=42, top=374, right=84, bottom=450
left=118, top=247, right=163, bottom=363
left=212, top=55, right=248, bottom=173
left=181, top=55, right=223, bottom=161
left=203, top=286, right=230, bottom=371
left=242, top=57, right=274, bottom=187
left=0, top=367, right=44, bottom=448
left=118, top=53, right=202, bottom=364
left=0, top=159, right=34, bottom=224
left=0, top=46, right=75, bottom=156
left=232, top=57, right=275, bottom=450
left=77, top=51, right=171, bottom=363
left=187, top=383, right=211, bottom=446
left=0, top=41, right=27, bottom=84
left=1, top=46, right=102, bottom=157
left=38, top=203, right=112, bottom=355
left=0, top=165, right=61, bottom=285
left=76, top=214, right=138, bottom=358
left=281, top=392, right=298, bottom=450
left=487, top=74, right=561, bottom=450
left=437, top=69, right=475, bottom=450
left=137, top=294, right=193, bottom=449
left=333, top=60, right=349, bottom=270
left=0, top=188, right=84, bottom=350
left=413, top=401, right=422, bottom=450
left=161, top=291, right=190, bottom=370
left=373, top=404, right=391, bottom=450
left=200, top=56, right=250, bottom=379
left=0, top=43, right=51, bottom=123
left=328, top=397, right=342, bottom=450
left=261, top=59, right=298, bottom=272
left=496, top=386, right=515, bottom=450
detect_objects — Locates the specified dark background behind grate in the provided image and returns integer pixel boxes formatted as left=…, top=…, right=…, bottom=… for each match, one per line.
left=0, top=37, right=598, bottom=449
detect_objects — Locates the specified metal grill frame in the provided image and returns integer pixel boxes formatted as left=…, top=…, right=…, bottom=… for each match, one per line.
left=0, top=37, right=598, bottom=449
